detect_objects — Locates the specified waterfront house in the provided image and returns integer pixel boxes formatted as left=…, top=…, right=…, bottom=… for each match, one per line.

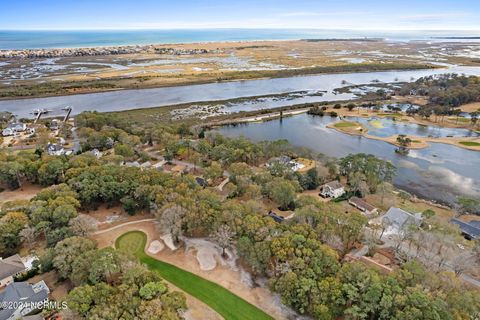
left=381, top=207, right=422, bottom=233
left=320, top=181, right=345, bottom=198
left=266, top=156, right=306, bottom=172
left=450, top=218, right=480, bottom=240
left=0, top=281, right=50, bottom=320
left=0, top=255, right=26, bottom=288
left=348, top=197, right=378, bottom=216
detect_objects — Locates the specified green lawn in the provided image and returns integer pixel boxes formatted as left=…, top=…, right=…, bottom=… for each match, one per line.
left=334, top=121, right=358, bottom=128
left=459, top=141, right=480, bottom=147
left=115, top=231, right=273, bottom=320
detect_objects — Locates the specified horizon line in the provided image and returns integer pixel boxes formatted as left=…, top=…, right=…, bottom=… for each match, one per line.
left=1, top=27, right=480, bottom=32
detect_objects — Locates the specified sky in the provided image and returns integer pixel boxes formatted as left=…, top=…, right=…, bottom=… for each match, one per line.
left=1, top=0, right=480, bottom=31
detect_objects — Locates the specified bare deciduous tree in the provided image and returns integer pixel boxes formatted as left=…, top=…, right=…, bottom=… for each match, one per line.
left=69, top=214, right=98, bottom=237
left=155, top=204, right=187, bottom=244
left=210, top=224, right=236, bottom=258
left=20, top=226, right=36, bottom=248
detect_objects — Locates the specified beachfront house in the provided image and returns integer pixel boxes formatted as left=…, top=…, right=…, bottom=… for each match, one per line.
left=348, top=197, right=378, bottom=216
left=320, top=181, right=345, bottom=199
left=381, top=207, right=423, bottom=234
left=0, top=281, right=50, bottom=320
left=0, top=254, right=27, bottom=287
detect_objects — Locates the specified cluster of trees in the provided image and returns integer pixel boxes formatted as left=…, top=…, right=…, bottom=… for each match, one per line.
left=339, top=153, right=396, bottom=199
left=233, top=197, right=480, bottom=319
left=400, top=74, right=480, bottom=109
left=0, top=183, right=99, bottom=256
left=43, top=236, right=186, bottom=319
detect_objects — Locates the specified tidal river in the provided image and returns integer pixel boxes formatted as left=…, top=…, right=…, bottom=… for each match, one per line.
left=216, top=114, right=480, bottom=206
left=1, top=66, right=480, bottom=118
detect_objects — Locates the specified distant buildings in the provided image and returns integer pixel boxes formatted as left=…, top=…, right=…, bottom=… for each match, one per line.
left=0, top=281, right=50, bottom=320
left=320, top=181, right=345, bottom=199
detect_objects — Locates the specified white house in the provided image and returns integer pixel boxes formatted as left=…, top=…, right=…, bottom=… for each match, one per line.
left=2, top=128, right=15, bottom=137
left=0, top=254, right=26, bottom=288
left=320, top=181, right=345, bottom=198
left=47, top=143, right=65, bottom=156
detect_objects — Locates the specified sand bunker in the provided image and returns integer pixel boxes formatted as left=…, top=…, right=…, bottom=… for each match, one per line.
left=196, top=248, right=217, bottom=271
left=147, top=240, right=165, bottom=254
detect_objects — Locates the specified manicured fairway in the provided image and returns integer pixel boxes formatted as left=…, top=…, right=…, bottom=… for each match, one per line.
left=115, top=231, right=273, bottom=320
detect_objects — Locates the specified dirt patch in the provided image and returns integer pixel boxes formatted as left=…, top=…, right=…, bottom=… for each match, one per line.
left=0, top=184, right=43, bottom=204
left=85, top=205, right=154, bottom=231
left=460, top=102, right=480, bottom=113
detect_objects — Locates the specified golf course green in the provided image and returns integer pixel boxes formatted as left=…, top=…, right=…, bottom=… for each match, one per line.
left=115, top=231, right=274, bottom=320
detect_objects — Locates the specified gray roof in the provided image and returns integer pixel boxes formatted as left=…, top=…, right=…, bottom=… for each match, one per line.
left=383, top=207, right=422, bottom=230
left=451, top=219, right=480, bottom=240
left=0, top=282, right=49, bottom=320
left=348, top=197, right=376, bottom=212
left=469, top=221, right=480, bottom=228
left=0, top=254, right=26, bottom=280
left=324, top=181, right=343, bottom=190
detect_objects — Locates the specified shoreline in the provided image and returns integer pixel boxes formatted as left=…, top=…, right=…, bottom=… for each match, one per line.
left=0, top=37, right=386, bottom=52
left=327, top=122, right=480, bottom=151
left=0, top=63, right=437, bottom=101
left=195, top=105, right=480, bottom=152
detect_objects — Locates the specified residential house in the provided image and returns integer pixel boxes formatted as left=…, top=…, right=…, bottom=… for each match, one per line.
left=348, top=197, right=378, bottom=216
left=266, top=156, right=305, bottom=172
left=1, top=128, right=14, bottom=137
left=381, top=207, right=423, bottom=233
left=450, top=218, right=480, bottom=240
left=46, top=143, right=65, bottom=156
left=10, top=123, right=27, bottom=132
left=0, top=281, right=50, bottom=320
left=320, top=181, right=345, bottom=198
left=0, top=255, right=26, bottom=287
left=48, top=119, right=60, bottom=131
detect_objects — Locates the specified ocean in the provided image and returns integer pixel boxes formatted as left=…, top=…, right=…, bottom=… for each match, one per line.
left=0, top=29, right=479, bottom=50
